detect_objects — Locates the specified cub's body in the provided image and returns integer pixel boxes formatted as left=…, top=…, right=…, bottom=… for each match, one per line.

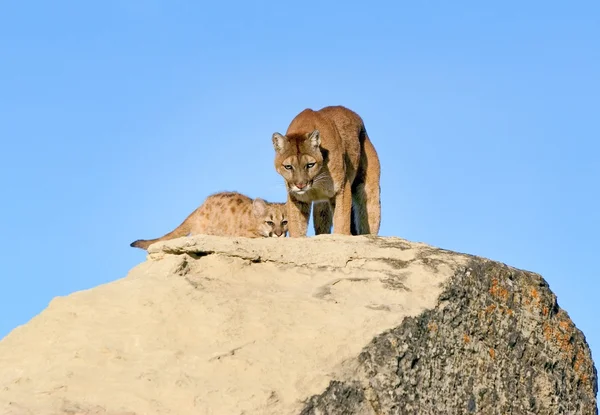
left=130, top=191, right=287, bottom=250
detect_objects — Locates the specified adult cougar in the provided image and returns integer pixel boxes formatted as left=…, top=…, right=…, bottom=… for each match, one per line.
left=272, top=105, right=381, bottom=237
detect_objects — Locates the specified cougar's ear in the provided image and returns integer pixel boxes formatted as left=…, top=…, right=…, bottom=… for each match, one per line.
left=308, top=129, right=321, bottom=149
left=252, top=198, right=268, bottom=217
left=272, top=133, right=287, bottom=153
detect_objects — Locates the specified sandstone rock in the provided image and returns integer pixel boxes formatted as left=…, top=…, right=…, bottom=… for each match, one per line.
left=0, top=235, right=596, bottom=414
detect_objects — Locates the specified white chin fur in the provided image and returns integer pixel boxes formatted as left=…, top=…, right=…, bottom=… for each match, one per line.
left=291, top=185, right=311, bottom=195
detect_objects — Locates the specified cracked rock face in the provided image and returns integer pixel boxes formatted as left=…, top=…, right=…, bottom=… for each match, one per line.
left=0, top=235, right=596, bottom=415
left=301, top=260, right=598, bottom=414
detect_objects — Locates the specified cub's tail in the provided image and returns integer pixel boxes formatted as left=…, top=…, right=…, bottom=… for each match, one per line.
left=130, top=238, right=159, bottom=250
left=129, top=216, right=193, bottom=251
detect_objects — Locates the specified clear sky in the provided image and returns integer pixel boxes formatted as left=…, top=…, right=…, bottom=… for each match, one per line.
left=1, top=0, right=598, bottom=393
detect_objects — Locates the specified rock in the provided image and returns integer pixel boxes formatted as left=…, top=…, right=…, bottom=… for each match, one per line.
left=0, top=235, right=596, bottom=415
left=302, top=260, right=598, bottom=415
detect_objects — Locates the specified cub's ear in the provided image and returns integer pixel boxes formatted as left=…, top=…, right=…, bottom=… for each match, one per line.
left=308, top=129, right=321, bottom=149
left=252, top=198, right=268, bottom=217
left=272, top=133, right=287, bottom=153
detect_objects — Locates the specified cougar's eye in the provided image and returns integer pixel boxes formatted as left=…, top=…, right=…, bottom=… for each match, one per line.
left=283, top=165, right=293, bottom=170
left=266, top=221, right=275, bottom=226
left=306, top=163, right=315, bottom=169
left=281, top=220, right=288, bottom=226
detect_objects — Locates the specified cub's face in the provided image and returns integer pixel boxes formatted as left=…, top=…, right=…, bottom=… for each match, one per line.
left=252, top=199, right=288, bottom=237
left=272, top=129, right=323, bottom=195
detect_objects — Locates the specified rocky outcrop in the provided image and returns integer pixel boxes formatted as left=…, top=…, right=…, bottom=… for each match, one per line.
left=0, top=235, right=596, bottom=415
left=301, top=260, right=598, bottom=415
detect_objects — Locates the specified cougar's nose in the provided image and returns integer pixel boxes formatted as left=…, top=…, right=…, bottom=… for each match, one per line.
left=275, top=230, right=283, bottom=237
left=296, top=183, right=306, bottom=189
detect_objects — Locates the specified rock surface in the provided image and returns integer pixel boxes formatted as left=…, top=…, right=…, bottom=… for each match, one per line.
left=0, top=235, right=596, bottom=415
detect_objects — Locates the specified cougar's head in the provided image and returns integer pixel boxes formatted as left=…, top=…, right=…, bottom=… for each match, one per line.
left=252, top=198, right=288, bottom=237
left=272, top=129, right=323, bottom=195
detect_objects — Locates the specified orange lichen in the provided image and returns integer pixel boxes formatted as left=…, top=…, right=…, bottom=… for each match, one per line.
left=580, top=372, right=590, bottom=387
left=543, top=320, right=573, bottom=354
left=575, top=348, right=591, bottom=387
left=428, top=322, right=438, bottom=333
left=559, top=320, right=571, bottom=332
left=557, top=333, right=573, bottom=354
left=574, top=348, right=586, bottom=373
left=521, top=283, right=550, bottom=316
left=482, top=302, right=515, bottom=320
left=542, top=321, right=553, bottom=341
left=489, top=278, right=508, bottom=301
left=463, top=333, right=471, bottom=344
left=539, top=315, right=593, bottom=390
left=485, top=304, right=497, bottom=314
left=484, top=276, right=592, bottom=392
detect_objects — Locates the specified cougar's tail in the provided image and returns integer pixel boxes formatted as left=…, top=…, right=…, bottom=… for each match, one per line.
left=129, top=216, right=193, bottom=250
left=351, top=126, right=381, bottom=235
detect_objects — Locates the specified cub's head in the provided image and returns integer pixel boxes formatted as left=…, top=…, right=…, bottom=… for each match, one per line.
left=252, top=198, right=288, bottom=237
left=272, top=129, right=323, bottom=195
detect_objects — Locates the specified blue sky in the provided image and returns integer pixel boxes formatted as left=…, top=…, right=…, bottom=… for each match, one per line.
left=1, top=0, right=598, bottom=391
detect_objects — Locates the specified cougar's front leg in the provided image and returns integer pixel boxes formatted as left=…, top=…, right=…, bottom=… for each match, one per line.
left=332, top=180, right=353, bottom=235
left=313, top=201, right=333, bottom=235
left=287, top=194, right=311, bottom=237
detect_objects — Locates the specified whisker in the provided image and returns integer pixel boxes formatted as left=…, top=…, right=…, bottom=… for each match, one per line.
left=312, top=176, right=329, bottom=184
left=313, top=172, right=329, bottom=180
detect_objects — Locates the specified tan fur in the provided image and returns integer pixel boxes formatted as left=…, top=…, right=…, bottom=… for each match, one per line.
left=272, top=105, right=381, bottom=237
left=130, top=192, right=288, bottom=250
